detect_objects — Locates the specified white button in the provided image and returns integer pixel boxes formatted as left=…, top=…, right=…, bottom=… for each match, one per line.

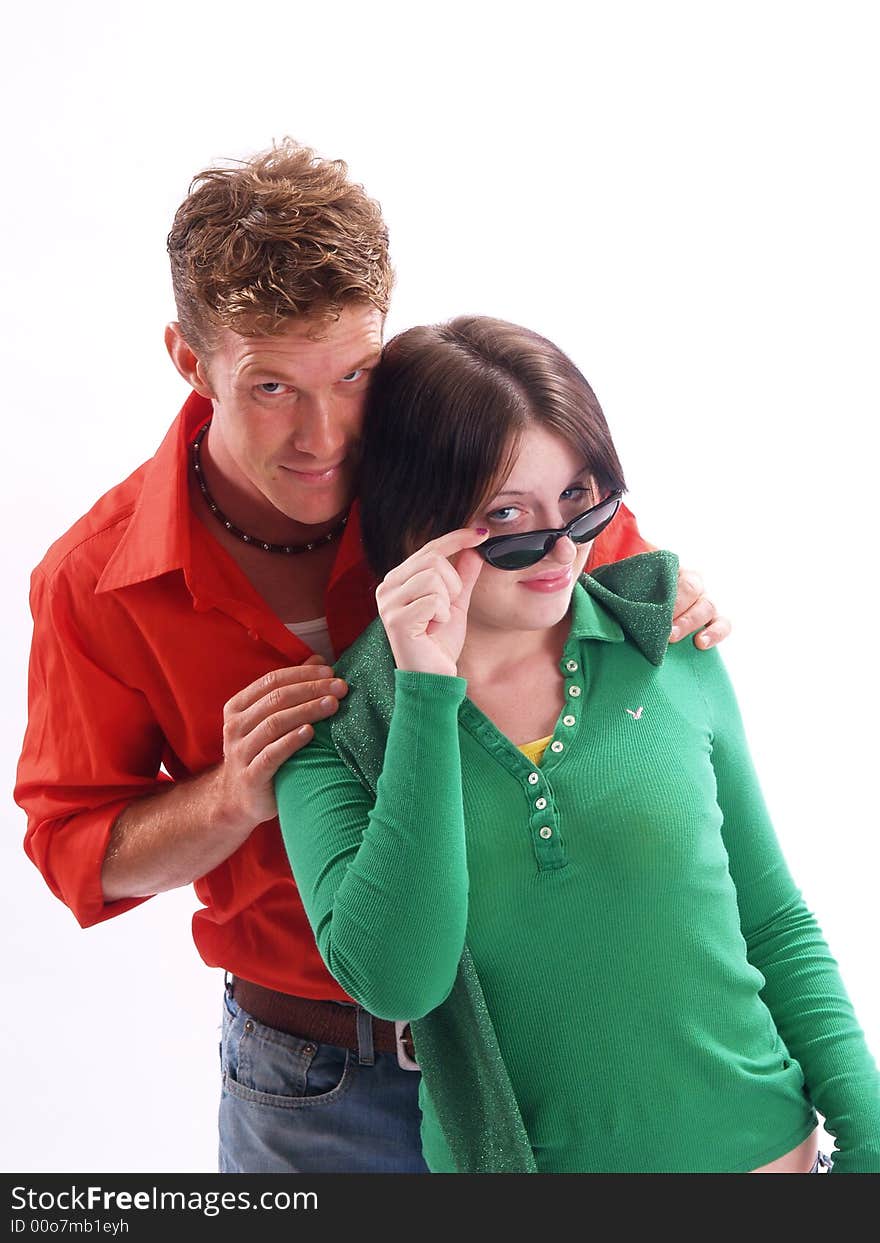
left=539, top=826, right=553, bottom=839
left=535, top=797, right=547, bottom=810
left=566, top=659, right=578, bottom=672
left=568, top=685, right=581, bottom=698
left=563, top=714, right=576, bottom=727
left=527, top=772, right=539, bottom=785
left=550, top=741, right=564, bottom=753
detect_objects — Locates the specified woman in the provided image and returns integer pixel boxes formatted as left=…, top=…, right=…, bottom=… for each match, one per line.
left=275, top=316, right=880, bottom=1172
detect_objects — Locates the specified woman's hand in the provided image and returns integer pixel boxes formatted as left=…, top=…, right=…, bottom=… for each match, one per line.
left=376, top=528, right=488, bottom=676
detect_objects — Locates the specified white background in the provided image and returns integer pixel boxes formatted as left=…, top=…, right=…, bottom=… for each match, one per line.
left=1, top=1, right=877, bottom=1172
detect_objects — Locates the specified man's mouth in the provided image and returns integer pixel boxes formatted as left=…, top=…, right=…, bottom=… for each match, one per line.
left=280, top=460, right=345, bottom=482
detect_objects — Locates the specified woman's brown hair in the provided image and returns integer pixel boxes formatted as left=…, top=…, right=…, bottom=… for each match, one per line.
left=360, top=316, right=627, bottom=579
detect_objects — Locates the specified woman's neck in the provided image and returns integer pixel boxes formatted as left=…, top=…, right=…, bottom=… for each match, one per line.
left=457, top=614, right=570, bottom=686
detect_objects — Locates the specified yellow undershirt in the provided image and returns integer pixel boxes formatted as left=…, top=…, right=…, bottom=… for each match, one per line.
left=517, top=735, right=553, bottom=766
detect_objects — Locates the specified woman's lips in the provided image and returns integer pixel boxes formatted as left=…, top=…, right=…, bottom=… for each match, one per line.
left=518, top=566, right=574, bottom=593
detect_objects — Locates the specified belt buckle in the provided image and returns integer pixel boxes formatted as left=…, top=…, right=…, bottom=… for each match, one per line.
left=395, top=1020, right=420, bottom=1071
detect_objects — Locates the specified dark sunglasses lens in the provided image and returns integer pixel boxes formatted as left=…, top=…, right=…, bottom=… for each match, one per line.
left=569, top=496, right=620, bottom=544
left=483, top=534, right=552, bottom=570
left=481, top=496, right=622, bottom=570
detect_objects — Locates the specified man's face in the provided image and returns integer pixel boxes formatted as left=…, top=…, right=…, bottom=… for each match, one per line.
left=201, top=303, right=383, bottom=535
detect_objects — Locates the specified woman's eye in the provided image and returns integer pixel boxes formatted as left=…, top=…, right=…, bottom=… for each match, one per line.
left=561, top=486, right=590, bottom=504
left=486, top=506, right=520, bottom=524
left=340, top=369, right=364, bottom=383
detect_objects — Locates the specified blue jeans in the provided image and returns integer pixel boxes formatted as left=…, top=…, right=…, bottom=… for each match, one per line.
left=218, top=985, right=429, bottom=1173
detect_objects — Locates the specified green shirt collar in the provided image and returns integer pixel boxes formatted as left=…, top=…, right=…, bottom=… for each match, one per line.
left=568, top=577, right=626, bottom=644
left=573, top=549, right=680, bottom=666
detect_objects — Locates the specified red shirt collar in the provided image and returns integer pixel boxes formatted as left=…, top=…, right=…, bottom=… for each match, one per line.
left=96, top=390, right=370, bottom=605
left=96, top=391, right=207, bottom=593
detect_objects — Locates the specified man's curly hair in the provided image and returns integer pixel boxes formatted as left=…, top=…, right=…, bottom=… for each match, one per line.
left=167, top=138, right=393, bottom=353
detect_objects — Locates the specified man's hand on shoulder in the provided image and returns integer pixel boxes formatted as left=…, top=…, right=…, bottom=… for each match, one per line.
left=669, top=567, right=731, bottom=650
left=217, top=653, right=349, bottom=829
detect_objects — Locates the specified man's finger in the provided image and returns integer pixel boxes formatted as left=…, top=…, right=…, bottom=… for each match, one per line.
left=230, top=678, right=347, bottom=738
left=238, top=696, right=343, bottom=766
left=672, top=568, right=705, bottom=618
left=693, top=616, right=732, bottom=649
left=225, top=663, right=340, bottom=714
left=669, top=598, right=718, bottom=643
left=246, top=722, right=317, bottom=783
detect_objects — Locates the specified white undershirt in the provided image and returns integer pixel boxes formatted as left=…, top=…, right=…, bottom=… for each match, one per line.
left=285, top=616, right=335, bottom=664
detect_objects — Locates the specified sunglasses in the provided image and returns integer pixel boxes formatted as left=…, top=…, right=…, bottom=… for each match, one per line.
left=477, top=491, right=622, bottom=571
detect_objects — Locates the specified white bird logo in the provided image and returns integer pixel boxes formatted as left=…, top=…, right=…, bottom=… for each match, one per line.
left=626, top=706, right=644, bottom=719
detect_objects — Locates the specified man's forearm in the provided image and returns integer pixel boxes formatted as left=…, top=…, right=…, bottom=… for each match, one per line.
left=100, top=766, right=258, bottom=902
left=100, top=661, right=350, bottom=903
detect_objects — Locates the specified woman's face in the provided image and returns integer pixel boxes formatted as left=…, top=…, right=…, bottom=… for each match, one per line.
left=463, top=424, right=596, bottom=640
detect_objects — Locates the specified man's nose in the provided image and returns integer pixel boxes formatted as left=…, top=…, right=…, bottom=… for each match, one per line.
left=291, top=395, right=349, bottom=459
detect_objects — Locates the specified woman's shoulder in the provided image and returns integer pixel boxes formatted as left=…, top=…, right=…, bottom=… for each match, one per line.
left=335, top=614, right=394, bottom=680
left=312, top=617, right=397, bottom=791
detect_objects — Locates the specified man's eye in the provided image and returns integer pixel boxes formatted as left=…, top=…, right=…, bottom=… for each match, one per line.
left=258, top=382, right=288, bottom=395
left=340, top=369, right=364, bottom=383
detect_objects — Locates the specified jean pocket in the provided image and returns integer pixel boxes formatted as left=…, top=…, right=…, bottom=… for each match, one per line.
left=222, top=1011, right=354, bottom=1110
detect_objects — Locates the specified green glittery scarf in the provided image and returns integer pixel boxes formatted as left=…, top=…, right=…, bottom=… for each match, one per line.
left=328, top=550, right=679, bottom=1172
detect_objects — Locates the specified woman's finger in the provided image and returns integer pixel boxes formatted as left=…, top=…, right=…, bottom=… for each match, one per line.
left=378, top=564, right=460, bottom=612
left=451, top=547, right=486, bottom=614
left=380, top=528, right=489, bottom=589
left=387, top=595, right=449, bottom=637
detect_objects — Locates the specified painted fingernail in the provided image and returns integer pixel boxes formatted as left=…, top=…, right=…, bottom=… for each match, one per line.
left=475, top=527, right=488, bottom=535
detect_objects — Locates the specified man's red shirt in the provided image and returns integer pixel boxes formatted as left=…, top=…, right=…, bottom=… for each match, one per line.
left=15, top=392, right=652, bottom=998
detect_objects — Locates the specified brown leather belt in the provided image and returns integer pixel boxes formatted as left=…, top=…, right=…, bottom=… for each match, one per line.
left=230, top=977, right=415, bottom=1061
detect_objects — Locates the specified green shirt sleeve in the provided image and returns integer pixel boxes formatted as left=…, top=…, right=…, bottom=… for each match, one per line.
left=693, top=647, right=880, bottom=1173
left=274, top=669, right=469, bottom=1022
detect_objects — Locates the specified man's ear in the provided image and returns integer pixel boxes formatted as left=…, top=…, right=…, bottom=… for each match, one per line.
left=165, top=323, right=214, bottom=399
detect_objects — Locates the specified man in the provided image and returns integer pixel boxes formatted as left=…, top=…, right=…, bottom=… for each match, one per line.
left=15, top=139, right=729, bottom=1174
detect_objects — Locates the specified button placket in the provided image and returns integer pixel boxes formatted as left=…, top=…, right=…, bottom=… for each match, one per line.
left=458, top=698, right=566, bottom=869
left=542, top=651, right=584, bottom=775
left=532, top=810, right=565, bottom=866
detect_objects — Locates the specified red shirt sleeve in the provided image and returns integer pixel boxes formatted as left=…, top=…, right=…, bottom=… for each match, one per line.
left=586, top=500, right=655, bottom=571
left=15, top=566, right=167, bottom=928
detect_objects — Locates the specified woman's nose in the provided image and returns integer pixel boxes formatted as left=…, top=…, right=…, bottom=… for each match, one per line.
left=548, top=534, right=578, bottom=564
